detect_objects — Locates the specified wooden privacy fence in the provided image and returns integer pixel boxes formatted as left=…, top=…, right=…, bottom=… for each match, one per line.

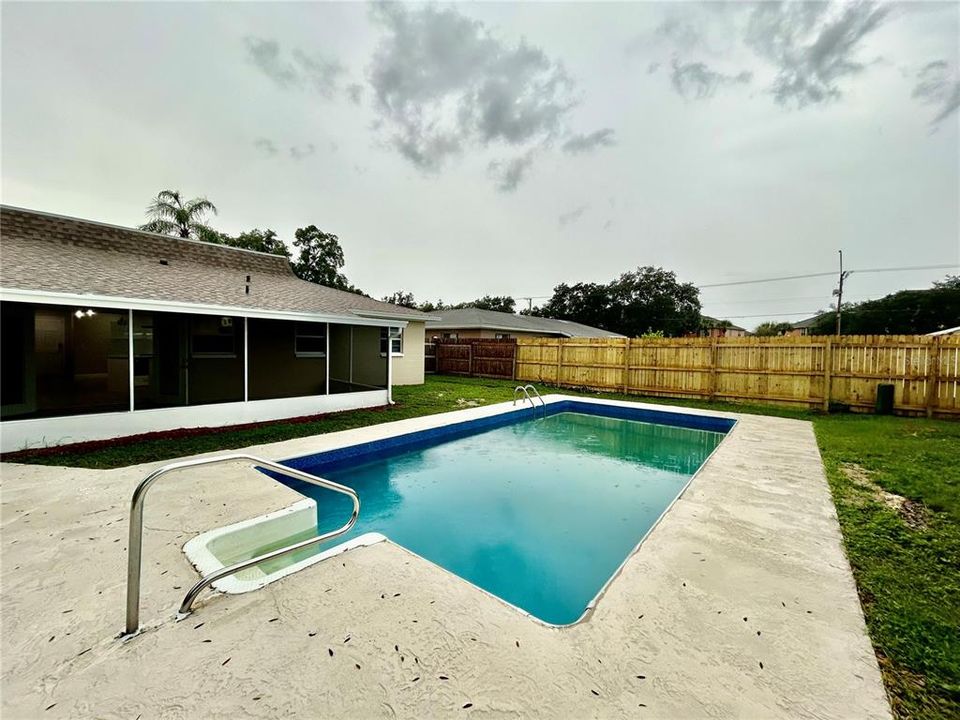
left=427, top=338, right=517, bottom=380
left=514, top=335, right=960, bottom=417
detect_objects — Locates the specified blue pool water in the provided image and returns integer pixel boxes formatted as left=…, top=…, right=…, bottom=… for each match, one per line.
left=275, top=406, right=728, bottom=625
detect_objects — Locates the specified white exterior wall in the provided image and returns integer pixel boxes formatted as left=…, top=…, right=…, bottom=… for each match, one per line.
left=0, top=390, right=388, bottom=453
left=392, top=321, right=425, bottom=385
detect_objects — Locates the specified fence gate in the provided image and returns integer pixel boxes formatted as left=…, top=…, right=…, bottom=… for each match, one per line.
left=429, top=338, right=517, bottom=380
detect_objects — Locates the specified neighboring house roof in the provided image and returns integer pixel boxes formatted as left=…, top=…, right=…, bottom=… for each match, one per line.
left=791, top=313, right=829, bottom=330
left=425, top=307, right=625, bottom=338
left=0, top=205, right=431, bottom=325
left=927, top=325, right=960, bottom=336
left=700, top=316, right=747, bottom=332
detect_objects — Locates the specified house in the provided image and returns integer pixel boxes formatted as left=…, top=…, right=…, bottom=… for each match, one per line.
left=425, top=307, right=624, bottom=340
left=698, top=317, right=748, bottom=338
left=789, top=314, right=828, bottom=336
left=0, top=205, right=433, bottom=452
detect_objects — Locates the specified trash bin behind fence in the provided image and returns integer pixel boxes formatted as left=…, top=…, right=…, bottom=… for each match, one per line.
left=875, top=383, right=895, bottom=415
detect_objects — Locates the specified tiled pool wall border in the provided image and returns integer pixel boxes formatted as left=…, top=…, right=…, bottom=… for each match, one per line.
left=277, top=398, right=736, bottom=477
left=222, top=395, right=738, bottom=628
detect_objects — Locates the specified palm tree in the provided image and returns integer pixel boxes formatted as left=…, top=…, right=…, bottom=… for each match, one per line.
left=139, top=190, right=218, bottom=240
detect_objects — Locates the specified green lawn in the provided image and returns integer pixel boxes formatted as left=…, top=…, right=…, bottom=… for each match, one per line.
left=4, top=375, right=958, bottom=718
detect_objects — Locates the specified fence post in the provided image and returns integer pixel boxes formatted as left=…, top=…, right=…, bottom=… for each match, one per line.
left=708, top=338, right=719, bottom=401
left=622, top=338, right=631, bottom=394
left=467, top=343, right=473, bottom=377
left=925, top=337, right=941, bottom=418
left=822, top=337, right=833, bottom=413
left=556, top=339, right=563, bottom=387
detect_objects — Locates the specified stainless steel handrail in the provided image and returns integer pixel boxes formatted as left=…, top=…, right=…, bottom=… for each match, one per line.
left=123, top=453, right=360, bottom=638
left=513, top=385, right=534, bottom=407
left=523, top=384, right=546, bottom=412
left=513, top=384, right=546, bottom=416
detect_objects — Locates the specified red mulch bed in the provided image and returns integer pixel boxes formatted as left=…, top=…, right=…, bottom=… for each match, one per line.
left=0, top=405, right=391, bottom=463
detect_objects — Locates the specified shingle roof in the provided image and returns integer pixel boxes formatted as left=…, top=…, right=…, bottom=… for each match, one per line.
left=0, top=205, right=430, bottom=322
left=701, top=316, right=747, bottom=332
left=425, top=307, right=624, bottom=338
left=791, top=314, right=828, bottom=329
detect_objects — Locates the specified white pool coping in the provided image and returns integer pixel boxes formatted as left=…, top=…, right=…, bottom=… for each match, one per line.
left=0, top=393, right=892, bottom=719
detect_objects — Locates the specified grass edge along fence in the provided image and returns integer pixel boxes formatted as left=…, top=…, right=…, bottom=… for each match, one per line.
left=514, top=335, right=960, bottom=418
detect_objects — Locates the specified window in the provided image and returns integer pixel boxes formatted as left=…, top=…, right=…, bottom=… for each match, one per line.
left=442, top=332, right=458, bottom=340
left=495, top=333, right=511, bottom=339
left=294, top=322, right=327, bottom=357
left=380, top=326, right=403, bottom=356
left=190, top=316, right=237, bottom=357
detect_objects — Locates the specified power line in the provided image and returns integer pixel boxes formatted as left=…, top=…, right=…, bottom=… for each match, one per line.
left=719, top=311, right=821, bottom=319
left=513, top=263, right=957, bottom=301
left=698, top=263, right=956, bottom=289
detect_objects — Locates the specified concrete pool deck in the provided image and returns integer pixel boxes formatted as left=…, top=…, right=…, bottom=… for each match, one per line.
left=1, top=398, right=890, bottom=718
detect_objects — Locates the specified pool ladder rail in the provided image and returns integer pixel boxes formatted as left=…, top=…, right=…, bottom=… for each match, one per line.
left=513, top=384, right=546, bottom=416
left=121, top=453, right=360, bottom=639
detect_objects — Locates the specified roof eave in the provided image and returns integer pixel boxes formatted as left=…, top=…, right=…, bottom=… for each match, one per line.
left=0, top=286, right=407, bottom=328
left=352, top=309, right=438, bottom=322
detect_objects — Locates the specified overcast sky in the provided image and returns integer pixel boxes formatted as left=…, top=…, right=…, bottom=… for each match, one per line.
left=2, top=1, right=958, bottom=328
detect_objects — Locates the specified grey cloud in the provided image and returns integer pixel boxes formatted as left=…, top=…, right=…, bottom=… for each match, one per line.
left=745, top=1, right=890, bottom=106
left=253, top=137, right=279, bottom=156
left=656, top=16, right=705, bottom=51
left=245, top=38, right=300, bottom=88
left=603, top=219, right=613, bottom=231
left=647, top=62, right=661, bottom=75
left=912, top=60, right=960, bottom=125
left=289, top=143, right=316, bottom=160
left=488, top=150, right=536, bottom=193
left=670, top=59, right=752, bottom=100
left=562, top=128, right=616, bottom=154
left=346, top=83, right=364, bottom=105
left=245, top=36, right=344, bottom=99
left=369, top=3, right=577, bottom=173
left=291, top=49, right=344, bottom=98
left=558, top=204, right=587, bottom=227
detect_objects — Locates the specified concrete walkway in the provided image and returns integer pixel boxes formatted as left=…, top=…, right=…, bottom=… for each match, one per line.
left=0, top=401, right=890, bottom=718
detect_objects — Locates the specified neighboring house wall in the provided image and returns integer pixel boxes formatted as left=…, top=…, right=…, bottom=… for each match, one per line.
left=426, top=327, right=554, bottom=340
left=393, top=321, right=425, bottom=385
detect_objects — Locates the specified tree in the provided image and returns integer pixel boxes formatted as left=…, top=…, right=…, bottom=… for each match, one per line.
left=809, top=282, right=960, bottom=335
left=382, top=291, right=417, bottom=308
left=140, top=190, right=217, bottom=240
left=227, top=228, right=290, bottom=257
left=754, top=321, right=794, bottom=336
left=529, top=282, right=613, bottom=328
left=418, top=300, right=448, bottom=313
left=933, top=274, right=960, bottom=290
left=291, top=225, right=349, bottom=288
left=459, top=295, right=516, bottom=313
left=531, top=267, right=701, bottom=336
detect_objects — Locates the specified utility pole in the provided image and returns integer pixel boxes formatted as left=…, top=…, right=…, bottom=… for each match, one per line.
left=833, top=250, right=850, bottom=336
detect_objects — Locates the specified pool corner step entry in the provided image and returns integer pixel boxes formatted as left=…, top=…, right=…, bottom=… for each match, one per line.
left=122, top=453, right=361, bottom=638
left=184, top=500, right=385, bottom=594
left=179, top=397, right=735, bottom=627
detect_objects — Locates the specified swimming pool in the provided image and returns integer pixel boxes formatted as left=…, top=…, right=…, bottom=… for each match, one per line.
left=248, top=400, right=732, bottom=625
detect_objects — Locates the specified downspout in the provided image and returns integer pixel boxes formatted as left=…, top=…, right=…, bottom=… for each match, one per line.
left=243, top=317, right=249, bottom=402
left=387, top=326, right=394, bottom=405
